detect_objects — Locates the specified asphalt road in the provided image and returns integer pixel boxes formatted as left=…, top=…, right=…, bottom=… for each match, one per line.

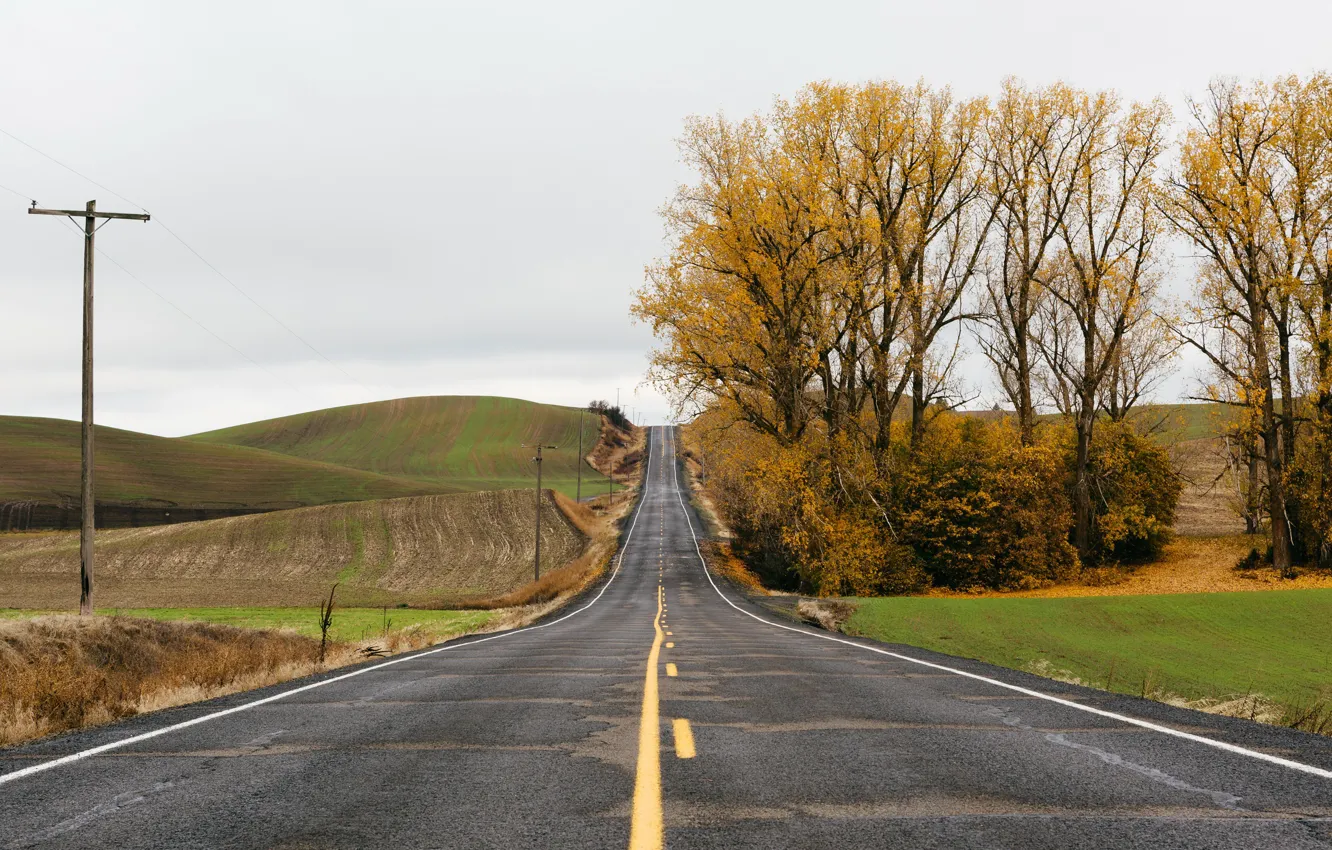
left=2, top=425, right=1331, bottom=849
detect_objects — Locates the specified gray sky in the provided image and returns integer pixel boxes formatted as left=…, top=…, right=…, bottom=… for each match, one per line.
left=2, top=1, right=1329, bottom=436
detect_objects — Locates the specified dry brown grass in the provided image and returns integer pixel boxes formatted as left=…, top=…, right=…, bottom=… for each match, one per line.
left=797, top=598, right=857, bottom=631
left=470, top=550, right=604, bottom=610
left=449, top=483, right=634, bottom=616
left=552, top=491, right=601, bottom=538
left=0, top=615, right=329, bottom=746
left=679, top=447, right=733, bottom=542
left=0, top=611, right=499, bottom=749
left=587, top=420, right=645, bottom=487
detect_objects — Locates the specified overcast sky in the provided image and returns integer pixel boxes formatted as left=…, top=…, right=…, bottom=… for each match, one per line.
left=2, top=1, right=1330, bottom=436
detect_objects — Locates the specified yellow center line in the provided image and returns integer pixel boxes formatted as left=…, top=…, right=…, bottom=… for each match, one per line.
left=629, top=585, right=665, bottom=850
left=665, top=642, right=674, bottom=648
left=672, top=719, right=696, bottom=759
left=665, top=663, right=678, bottom=677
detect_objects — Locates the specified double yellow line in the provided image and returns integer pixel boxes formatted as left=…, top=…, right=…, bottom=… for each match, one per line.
left=629, top=585, right=666, bottom=849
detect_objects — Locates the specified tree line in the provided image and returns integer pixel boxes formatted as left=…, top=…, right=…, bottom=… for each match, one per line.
left=635, top=75, right=1332, bottom=590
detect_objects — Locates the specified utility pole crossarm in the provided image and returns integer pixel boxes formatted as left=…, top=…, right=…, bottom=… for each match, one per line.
left=27, top=206, right=149, bottom=219
left=29, top=199, right=149, bottom=616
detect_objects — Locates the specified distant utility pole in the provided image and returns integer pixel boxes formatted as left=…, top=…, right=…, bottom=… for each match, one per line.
left=29, top=200, right=150, bottom=616
left=524, top=443, right=558, bottom=582
left=576, top=409, right=584, bottom=503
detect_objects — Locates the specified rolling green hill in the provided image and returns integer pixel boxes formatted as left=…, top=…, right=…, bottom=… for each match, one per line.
left=0, top=396, right=613, bottom=530
left=1123, top=402, right=1236, bottom=442
left=188, top=396, right=608, bottom=494
left=0, top=416, right=440, bottom=509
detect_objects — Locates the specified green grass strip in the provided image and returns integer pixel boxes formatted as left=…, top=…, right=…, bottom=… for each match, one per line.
left=845, top=589, right=1332, bottom=707
left=1, top=607, right=493, bottom=645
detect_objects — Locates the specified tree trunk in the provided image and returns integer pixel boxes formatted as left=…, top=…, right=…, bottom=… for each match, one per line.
left=1320, top=432, right=1332, bottom=571
left=1016, top=325, right=1035, bottom=445
left=908, top=267, right=928, bottom=449
left=1247, top=286, right=1292, bottom=576
left=1316, top=291, right=1332, bottom=571
left=1245, top=448, right=1260, bottom=536
left=1073, top=408, right=1094, bottom=559
left=1276, top=320, right=1301, bottom=559
left=1263, top=419, right=1294, bottom=577
left=1073, top=294, right=1098, bottom=559
left=818, top=355, right=838, bottom=438
left=1277, top=321, right=1297, bottom=468
left=910, top=359, right=926, bottom=448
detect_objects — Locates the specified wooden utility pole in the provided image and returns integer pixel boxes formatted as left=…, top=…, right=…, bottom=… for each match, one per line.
left=525, top=443, right=557, bottom=582
left=29, top=200, right=150, bottom=615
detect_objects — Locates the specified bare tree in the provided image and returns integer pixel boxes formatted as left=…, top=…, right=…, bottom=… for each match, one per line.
left=977, top=80, right=1089, bottom=443
left=1161, top=80, right=1298, bottom=573
left=1100, top=311, right=1178, bottom=421
left=1045, top=94, right=1172, bottom=559
left=844, top=82, right=999, bottom=449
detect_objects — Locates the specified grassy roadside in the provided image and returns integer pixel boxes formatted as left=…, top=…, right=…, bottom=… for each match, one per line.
left=841, top=590, right=1332, bottom=732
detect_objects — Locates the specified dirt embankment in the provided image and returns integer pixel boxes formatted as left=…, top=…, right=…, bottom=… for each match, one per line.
left=0, top=489, right=587, bottom=609
left=582, top=417, right=645, bottom=504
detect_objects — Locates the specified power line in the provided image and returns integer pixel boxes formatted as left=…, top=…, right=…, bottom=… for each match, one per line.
left=54, top=217, right=302, bottom=395
left=0, top=127, right=147, bottom=212
left=0, top=179, right=36, bottom=204
left=154, top=220, right=370, bottom=392
left=1, top=124, right=371, bottom=393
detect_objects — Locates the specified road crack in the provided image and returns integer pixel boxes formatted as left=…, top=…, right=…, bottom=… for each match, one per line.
left=980, top=705, right=1245, bottom=811
left=5, top=780, right=178, bottom=849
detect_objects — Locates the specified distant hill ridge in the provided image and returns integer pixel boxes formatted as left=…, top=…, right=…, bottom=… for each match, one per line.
left=188, top=396, right=601, bottom=488
left=0, top=396, right=609, bottom=530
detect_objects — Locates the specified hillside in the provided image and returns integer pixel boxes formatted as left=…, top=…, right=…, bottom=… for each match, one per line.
left=0, top=489, right=586, bottom=609
left=189, top=395, right=610, bottom=495
left=0, top=416, right=442, bottom=529
left=0, top=396, right=615, bottom=530
left=1123, top=402, right=1235, bottom=441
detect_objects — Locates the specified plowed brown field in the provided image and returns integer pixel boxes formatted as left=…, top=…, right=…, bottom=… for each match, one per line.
left=0, top=489, right=586, bottom=609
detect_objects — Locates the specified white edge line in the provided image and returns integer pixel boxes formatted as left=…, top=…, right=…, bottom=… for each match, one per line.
left=664, top=427, right=1332, bottom=782
left=0, top=430, right=660, bottom=788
